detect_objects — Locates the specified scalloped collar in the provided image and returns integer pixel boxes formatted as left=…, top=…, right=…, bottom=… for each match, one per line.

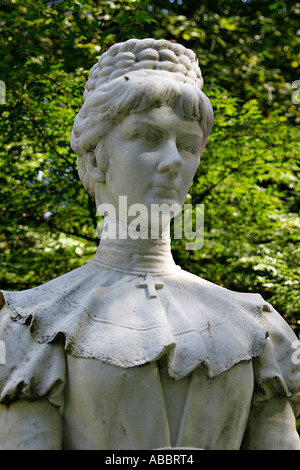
left=3, top=261, right=269, bottom=380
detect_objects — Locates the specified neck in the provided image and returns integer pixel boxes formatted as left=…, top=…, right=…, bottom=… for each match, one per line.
left=92, top=217, right=177, bottom=274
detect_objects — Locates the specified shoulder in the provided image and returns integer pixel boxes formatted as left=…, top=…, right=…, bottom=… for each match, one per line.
left=0, top=262, right=102, bottom=405
left=177, top=270, right=299, bottom=382
left=0, top=296, right=65, bottom=405
left=252, top=304, right=300, bottom=406
left=178, top=268, right=268, bottom=314
left=0, top=262, right=99, bottom=327
left=0, top=265, right=94, bottom=405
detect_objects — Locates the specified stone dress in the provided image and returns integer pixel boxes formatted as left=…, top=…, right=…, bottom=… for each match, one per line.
left=0, top=236, right=299, bottom=450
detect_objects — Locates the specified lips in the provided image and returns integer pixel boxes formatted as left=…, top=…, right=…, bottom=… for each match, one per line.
left=152, top=182, right=178, bottom=190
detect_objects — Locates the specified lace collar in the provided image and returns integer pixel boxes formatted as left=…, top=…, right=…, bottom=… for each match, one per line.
left=3, top=260, right=269, bottom=380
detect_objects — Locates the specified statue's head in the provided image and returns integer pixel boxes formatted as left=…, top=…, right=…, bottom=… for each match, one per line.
left=71, top=38, right=213, bottom=217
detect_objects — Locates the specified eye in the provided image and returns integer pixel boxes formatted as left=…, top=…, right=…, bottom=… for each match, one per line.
left=143, top=133, right=158, bottom=144
left=177, top=142, right=196, bottom=154
left=136, top=131, right=161, bottom=145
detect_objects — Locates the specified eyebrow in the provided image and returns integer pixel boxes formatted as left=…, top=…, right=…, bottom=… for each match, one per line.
left=122, top=117, right=203, bottom=138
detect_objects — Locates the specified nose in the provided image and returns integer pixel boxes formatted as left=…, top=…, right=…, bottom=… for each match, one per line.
left=157, top=139, right=182, bottom=175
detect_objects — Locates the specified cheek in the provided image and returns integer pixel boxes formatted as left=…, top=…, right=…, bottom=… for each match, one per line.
left=125, top=153, right=159, bottom=182
left=181, top=158, right=199, bottom=181
left=138, top=152, right=159, bottom=166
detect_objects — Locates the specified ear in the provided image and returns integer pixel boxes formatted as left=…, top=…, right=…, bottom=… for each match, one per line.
left=85, top=150, right=106, bottom=183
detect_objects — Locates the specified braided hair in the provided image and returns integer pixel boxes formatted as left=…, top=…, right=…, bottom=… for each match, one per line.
left=71, top=38, right=213, bottom=200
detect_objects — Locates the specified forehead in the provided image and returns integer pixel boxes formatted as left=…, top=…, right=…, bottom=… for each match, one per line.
left=120, top=106, right=203, bottom=136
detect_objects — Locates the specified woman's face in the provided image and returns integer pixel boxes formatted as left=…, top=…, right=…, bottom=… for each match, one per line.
left=99, top=105, right=203, bottom=225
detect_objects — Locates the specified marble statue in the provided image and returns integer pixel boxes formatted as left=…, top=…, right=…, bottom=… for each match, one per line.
left=0, top=38, right=299, bottom=450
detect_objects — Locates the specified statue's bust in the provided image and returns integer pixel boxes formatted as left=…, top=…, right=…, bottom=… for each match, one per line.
left=0, top=39, right=299, bottom=451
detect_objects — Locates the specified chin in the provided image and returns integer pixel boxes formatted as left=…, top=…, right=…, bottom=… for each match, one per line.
left=150, top=198, right=182, bottom=210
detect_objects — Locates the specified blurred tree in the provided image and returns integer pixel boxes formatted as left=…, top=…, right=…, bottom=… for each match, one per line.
left=0, top=0, right=299, bottom=334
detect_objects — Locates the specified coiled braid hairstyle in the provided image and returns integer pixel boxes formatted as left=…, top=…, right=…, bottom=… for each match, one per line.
left=71, top=38, right=214, bottom=200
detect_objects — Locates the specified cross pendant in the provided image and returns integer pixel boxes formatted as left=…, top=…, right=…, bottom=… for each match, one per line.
left=137, top=273, right=164, bottom=299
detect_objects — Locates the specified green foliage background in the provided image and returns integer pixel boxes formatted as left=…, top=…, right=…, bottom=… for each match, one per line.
left=0, top=0, right=299, bottom=333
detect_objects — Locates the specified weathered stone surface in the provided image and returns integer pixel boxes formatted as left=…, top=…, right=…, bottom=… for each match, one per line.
left=0, top=38, right=299, bottom=450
